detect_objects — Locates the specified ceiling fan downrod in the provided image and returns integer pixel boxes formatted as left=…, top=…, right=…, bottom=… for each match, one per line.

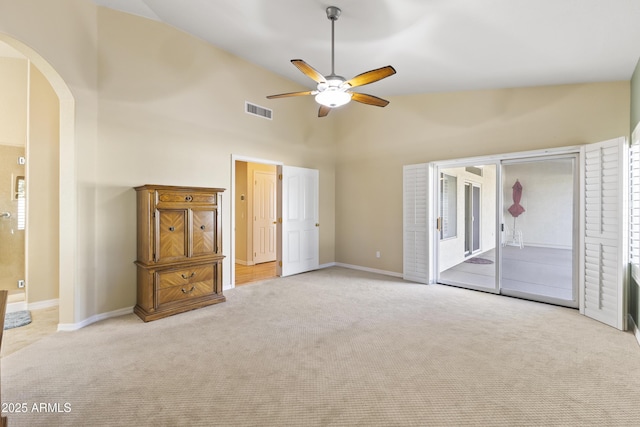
left=326, top=6, right=341, bottom=77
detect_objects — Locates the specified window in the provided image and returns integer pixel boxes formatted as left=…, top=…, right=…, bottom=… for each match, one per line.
left=15, top=176, right=25, bottom=231
left=440, top=173, right=457, bottom=239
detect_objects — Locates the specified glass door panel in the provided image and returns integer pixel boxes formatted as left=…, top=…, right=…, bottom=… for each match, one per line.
left=500, top=157, right=577, bottom=307
left=437, top=163, right=499, bottom=293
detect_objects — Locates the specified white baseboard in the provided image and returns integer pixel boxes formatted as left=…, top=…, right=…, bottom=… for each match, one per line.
left=57, top=306, right=134, bottom=332
left=6, top=298, right=59, bottom=314
left=6, top=301, right=27, bottom=314
left=29, top=298, right=59, bottom=311
left=235, top=259, right=249, bottom=266
left=333, top=262, right=403, bottom=278
left=629, top=314, right=640, bottom=348
left=319, top=262, right=337, bottom=269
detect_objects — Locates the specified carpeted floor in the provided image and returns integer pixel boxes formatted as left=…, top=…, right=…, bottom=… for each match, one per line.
left=2, top=267, right=640, bottom=426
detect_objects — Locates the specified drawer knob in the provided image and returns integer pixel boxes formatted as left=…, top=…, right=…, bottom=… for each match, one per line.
left=185, top=195, right=193, bottom=202
left=181, top=272, right=196, bottom=279
left=200, top=225, right=206, bottom=230
left=181, top=286, right=196, bottom=294
left=168, top=226, right=175, bottom=232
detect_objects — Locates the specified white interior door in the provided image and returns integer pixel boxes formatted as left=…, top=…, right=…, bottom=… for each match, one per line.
left=278, top=165, right=319, bottom=277
left=582, top=137, right=628, bottom=330
left=253, top=170, right=277, bottom=264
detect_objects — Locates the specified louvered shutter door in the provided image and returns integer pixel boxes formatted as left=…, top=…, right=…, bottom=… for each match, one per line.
left=403, top=164, right=430, bottom=283
left=583, top=137, right=628, bottom=330
left=630, top=131, right=640, bottom=281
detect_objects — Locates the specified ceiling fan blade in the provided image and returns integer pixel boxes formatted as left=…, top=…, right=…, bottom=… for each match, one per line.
left=344, top=65, right=396, bottom=88
left=266, top=90, right=316, bottom=99
left=318, top=105, right=331, bottom=117
left=292, top=59, right=326, bottom=84
left=350, top=92, right=390, bottom=107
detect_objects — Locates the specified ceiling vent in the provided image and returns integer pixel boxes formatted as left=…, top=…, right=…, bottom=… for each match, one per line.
left=245, top=101, right=273, bottom=120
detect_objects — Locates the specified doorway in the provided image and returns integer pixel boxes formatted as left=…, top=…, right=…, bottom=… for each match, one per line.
left=436, top=155, right=578, bottom=307
left=234, top=160, right=278, bottom=286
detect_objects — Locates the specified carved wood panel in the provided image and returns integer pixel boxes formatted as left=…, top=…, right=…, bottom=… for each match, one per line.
left=157, top=209, right=187, bottom=262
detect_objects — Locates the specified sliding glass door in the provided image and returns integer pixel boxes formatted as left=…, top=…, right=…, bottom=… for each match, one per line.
left=500, top=156, right=578, bottom=307
left=435, top=155, right=577, bottom=308
left=437, top=162, right=499, bottom=293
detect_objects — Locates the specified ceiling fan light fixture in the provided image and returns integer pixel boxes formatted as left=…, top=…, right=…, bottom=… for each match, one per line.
left=315, top=89, right=352, bottom=108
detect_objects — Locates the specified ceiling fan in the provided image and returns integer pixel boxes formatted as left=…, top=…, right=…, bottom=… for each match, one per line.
left=267, top=6, right=396, bottom=117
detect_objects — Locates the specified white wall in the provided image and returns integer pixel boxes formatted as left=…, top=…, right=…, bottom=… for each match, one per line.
left=502, top=159, right=574, bottom=249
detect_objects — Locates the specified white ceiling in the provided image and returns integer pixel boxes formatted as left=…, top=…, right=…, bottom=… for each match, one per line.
left=27, top=1, right=640, bottom=97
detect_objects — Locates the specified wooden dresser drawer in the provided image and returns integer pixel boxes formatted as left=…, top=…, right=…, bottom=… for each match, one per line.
left=157, top=264, right=214, bottom=289
left=156, top=264, right=215, bottom=306
left=156, top=190, right=217, bottom=207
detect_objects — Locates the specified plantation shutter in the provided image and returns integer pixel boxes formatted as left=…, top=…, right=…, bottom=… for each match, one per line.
left=583, top=137, right=628, bottom=330
left=630, top=126, right=640, bottom=282
left=403, top=164, right=431, bottom=283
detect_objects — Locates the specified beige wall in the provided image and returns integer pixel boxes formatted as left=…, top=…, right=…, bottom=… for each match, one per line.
left=334, top=82, right=630, bottom=274
left=0, top=57, right=27, bottom=145
left=0, top=1, right=337, bottom=325
left=94, top=8, right=335, bottom=314
left=27, top=63, right=60, bottom=303
left=235, top=161, right=248, bottom=263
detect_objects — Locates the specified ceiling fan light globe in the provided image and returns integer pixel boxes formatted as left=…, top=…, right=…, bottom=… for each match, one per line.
left=315, top=90, right=352, bottom=108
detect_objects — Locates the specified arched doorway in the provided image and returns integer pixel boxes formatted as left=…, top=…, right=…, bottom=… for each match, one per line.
left=0, top=34, right=75, bottom=328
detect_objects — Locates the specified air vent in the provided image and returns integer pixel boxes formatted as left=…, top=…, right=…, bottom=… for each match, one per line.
left=245, top=102, right=273, bottom=120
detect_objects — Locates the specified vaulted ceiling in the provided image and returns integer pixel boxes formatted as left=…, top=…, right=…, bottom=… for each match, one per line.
left=91, top=0, right=640, bottom=97
left=3, top=1, right=639, bottom=98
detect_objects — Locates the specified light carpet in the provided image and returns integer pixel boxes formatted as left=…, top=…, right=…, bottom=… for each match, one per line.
left=2, top=267, right=640, bottom=426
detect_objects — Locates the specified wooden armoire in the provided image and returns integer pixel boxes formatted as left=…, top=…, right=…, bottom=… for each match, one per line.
left=134, top=185, right=225, bottom=322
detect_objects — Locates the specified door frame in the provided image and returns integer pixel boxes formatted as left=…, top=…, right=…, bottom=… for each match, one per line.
left=230, top=155, right=283, bottom=289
